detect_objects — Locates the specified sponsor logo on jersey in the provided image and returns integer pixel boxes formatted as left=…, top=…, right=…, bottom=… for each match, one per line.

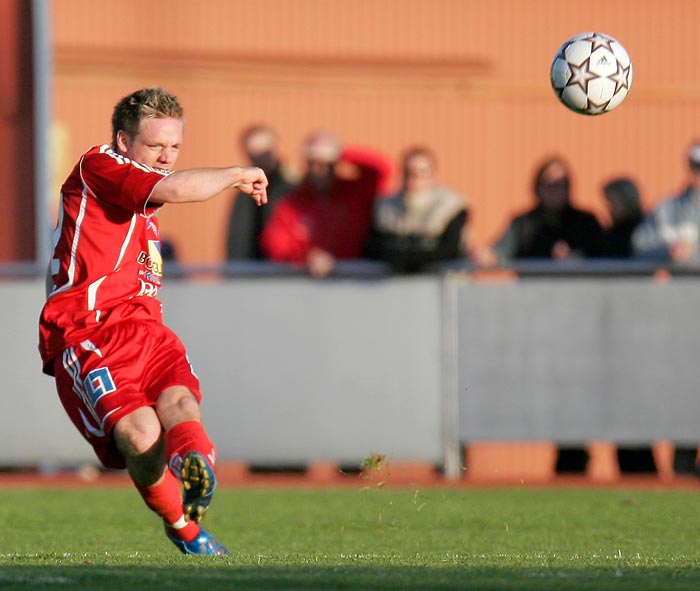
left=145, top=218, right=160, bottom=237
left=137, top=279, right=159, bottom=298
left=137, top=241, right=163, bottom=277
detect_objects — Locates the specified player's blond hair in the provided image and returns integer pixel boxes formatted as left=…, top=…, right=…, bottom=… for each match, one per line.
left=111, top=87, right=183, bottom=146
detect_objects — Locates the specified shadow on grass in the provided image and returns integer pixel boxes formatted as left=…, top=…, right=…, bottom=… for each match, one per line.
left=1, top=563, right=700, bottom=591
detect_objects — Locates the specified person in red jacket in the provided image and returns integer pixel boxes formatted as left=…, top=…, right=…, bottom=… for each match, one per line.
left=260, top=130, right=392, bottom=277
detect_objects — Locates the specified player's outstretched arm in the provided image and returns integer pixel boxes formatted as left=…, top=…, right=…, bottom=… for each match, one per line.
left=149, top=166, right=268, bottom=205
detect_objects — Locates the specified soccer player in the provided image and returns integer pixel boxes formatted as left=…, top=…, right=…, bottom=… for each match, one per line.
left=38, top=87, right=268, bottom=555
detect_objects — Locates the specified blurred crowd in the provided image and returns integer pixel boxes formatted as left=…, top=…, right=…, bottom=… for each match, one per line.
left=171, top=124, right=700, bottom=276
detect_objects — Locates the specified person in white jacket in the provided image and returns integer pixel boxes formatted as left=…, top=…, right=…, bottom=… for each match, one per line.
left=633, top=141, right=700, bottom=263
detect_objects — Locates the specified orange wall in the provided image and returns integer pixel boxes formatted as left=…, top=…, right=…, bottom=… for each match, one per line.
left=51, top=0, right=700, bottom=263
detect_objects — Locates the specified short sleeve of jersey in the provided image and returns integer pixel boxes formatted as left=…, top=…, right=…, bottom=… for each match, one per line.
left=80, top=145, right=170, bottom=215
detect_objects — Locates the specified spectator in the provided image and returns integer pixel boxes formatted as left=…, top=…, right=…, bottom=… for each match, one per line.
left=632, top=141, right=700, bottom=263
left=226, top=124, right=296, bottom=260
left=476, top=156, right=605, bottom=266
left=260, top=130, right=392, bottom=277
left=159, top=237, right=186, bottom=278
left=160, top=238, right=178, bottom=262
left=364, top=146, right=468, bottom=273
left=600, top=177, right=643, bottom=258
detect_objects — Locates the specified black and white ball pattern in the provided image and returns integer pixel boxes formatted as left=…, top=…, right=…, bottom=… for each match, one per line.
left=551, top=32, right=633, bottom=115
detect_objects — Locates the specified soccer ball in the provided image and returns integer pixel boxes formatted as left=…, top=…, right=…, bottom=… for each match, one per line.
left=550, top=32, right=633, bottom=115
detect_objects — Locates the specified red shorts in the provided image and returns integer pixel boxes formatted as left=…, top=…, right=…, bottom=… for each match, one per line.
left=53, top=319, right=202, bottom=469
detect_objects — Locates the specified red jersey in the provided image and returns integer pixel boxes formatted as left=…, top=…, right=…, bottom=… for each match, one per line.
left=39, top=144, right=170, bottom=374
left=260, top=147, right=392, bottom=263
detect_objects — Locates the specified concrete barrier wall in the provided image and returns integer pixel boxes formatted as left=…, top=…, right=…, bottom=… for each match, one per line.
left=1, top=279, right=95, bottom=466
left=0, top=276, right=443, bottom=467
left=456, top=276, right=700, bottom=444
left=160, top=276, right=443, bottom=466
left=3, top=273, right=699, bottom=469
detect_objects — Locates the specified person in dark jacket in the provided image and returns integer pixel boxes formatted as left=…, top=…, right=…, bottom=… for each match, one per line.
left=477, top=156, right=605, bottom=266
left=226, top=124, right=296, bottom=260
left=601, top=177, right=643, bottom=258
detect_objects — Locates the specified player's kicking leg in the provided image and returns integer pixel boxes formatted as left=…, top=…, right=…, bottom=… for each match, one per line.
left=157, top=388, right=221, bottom=521
left=114, top=405, right=228, bottom=556
left=148, top=327, right=222, bottom=526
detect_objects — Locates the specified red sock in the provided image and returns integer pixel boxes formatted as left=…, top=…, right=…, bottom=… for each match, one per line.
left=165, top=420, right=216, bottom=475
left=134, top=470, right=200, bottom=542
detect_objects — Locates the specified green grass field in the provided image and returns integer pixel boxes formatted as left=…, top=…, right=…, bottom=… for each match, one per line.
left=2, top=485, right=700, bottom=590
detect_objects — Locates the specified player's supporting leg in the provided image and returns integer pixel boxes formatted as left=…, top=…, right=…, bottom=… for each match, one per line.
left=113, top=406, right=228, bottom=555
left=157, top=386, right=219, bottom=523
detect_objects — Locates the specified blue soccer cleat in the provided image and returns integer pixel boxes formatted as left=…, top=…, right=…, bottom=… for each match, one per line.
left=180, top=451, right=217, bottom=523
left=166, top=524, right=230, bottom=556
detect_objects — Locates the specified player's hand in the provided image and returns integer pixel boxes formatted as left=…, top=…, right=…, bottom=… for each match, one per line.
left=669, top=240, right=695, bottom=263
left=551, top=240, right=571, bottom=260
left=474, top=246, right=499, bottom=268
left=234, top=166, right=269, bottom=206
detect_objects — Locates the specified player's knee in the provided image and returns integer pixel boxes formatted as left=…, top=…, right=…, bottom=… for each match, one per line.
left=156, top=386, right=201, bottom=428
left=113, top=408, right=163, bottom=459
